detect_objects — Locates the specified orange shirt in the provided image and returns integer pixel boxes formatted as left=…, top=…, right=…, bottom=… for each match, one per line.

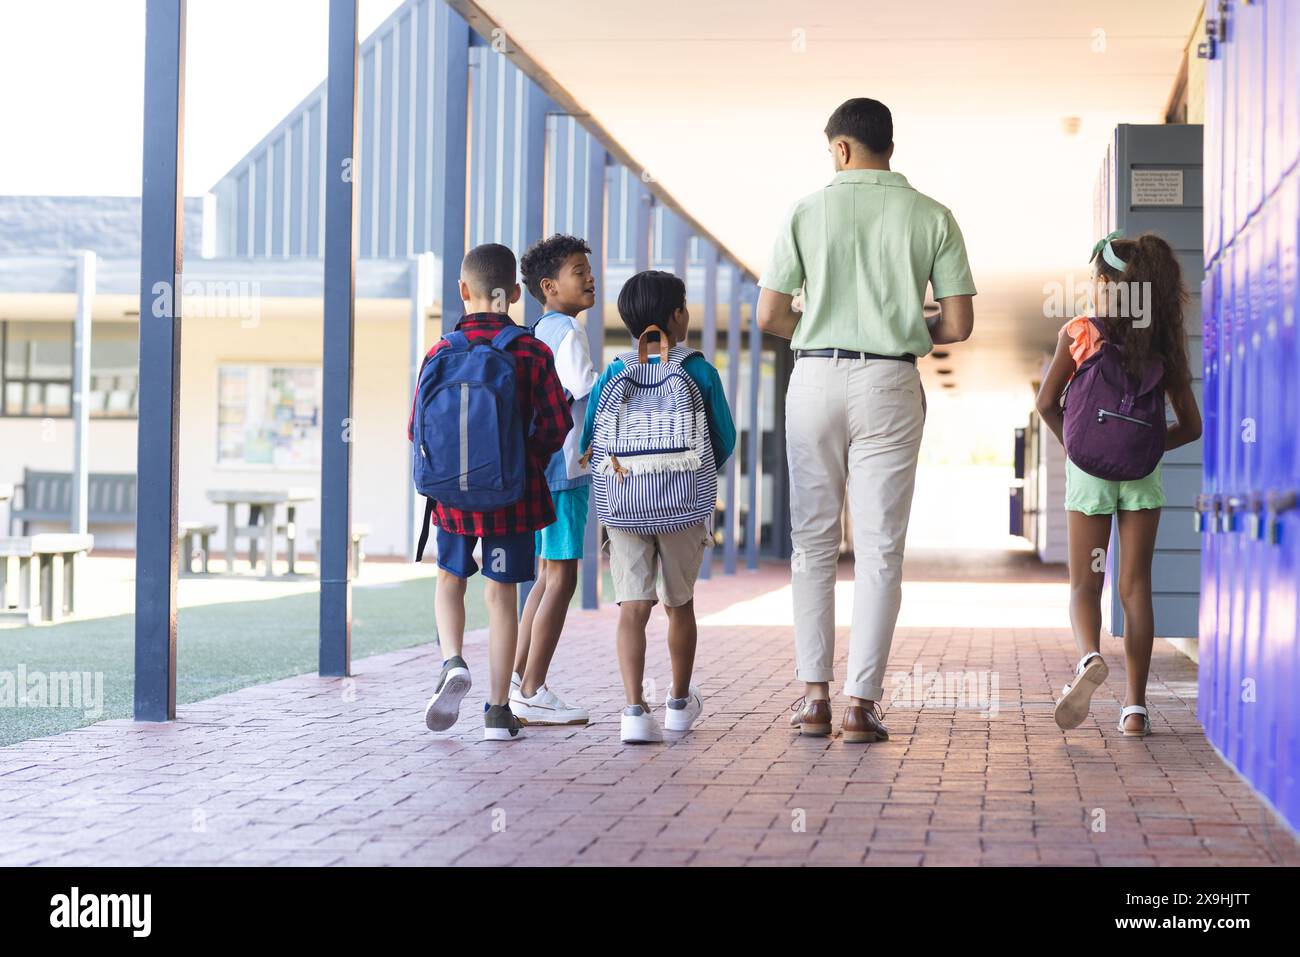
left=1065, top=316, right=1102, bottom=370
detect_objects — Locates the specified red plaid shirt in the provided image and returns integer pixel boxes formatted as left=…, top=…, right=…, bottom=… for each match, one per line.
left=408, top=313, right=572, bottom=536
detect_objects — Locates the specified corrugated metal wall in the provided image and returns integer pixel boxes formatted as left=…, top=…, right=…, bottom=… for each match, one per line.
left=209, top=0, right=729, bottom=291
left=1200, top=0, right=1300, bottom=832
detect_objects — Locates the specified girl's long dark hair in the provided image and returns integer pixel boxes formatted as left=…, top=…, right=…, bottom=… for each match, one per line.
left=1093, top=232, right=1192, bottom=394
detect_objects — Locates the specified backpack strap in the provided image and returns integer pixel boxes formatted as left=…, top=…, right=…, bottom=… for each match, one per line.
left=666, top=346, right=700, bottom=367
left=635, top=325, right=672, bottom=364
left=490, top=323, right=530, bottom=351
left=414, top=498, right=435, bottom=563
left=444, top=331, right=471, bottom=352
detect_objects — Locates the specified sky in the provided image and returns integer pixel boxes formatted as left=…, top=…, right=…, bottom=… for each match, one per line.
left=0, top=0, right=404, bottom=197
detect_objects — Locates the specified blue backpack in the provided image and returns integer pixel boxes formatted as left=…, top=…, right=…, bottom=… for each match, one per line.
left=412, top=324, right=530, bottom=560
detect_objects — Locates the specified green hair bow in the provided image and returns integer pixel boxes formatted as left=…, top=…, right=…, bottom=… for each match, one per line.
left=1090, top=229, right=1127, bottom=272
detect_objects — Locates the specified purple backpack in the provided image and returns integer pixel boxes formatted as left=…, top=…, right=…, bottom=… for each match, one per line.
left=1062, top=318, right=1167, bottom=481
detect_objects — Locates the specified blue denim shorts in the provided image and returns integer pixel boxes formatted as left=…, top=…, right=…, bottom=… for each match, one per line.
left=435, top=528, right=536, bottom=583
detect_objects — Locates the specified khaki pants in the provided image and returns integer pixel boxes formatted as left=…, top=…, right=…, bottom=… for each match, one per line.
left=786, top=355, right=925, bottom=701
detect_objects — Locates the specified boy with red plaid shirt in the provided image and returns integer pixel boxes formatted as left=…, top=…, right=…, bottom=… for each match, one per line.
left=414, top=244, right=571, bottom=741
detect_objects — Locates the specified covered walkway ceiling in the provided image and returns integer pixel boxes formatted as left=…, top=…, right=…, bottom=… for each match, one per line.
left=452, top=0, right=1202, bottom=397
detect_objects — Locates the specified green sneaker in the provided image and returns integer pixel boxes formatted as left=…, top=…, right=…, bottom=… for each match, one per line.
left=483, top=703, right=525, bottom=742
left=423, top=656, right=471, bottom=731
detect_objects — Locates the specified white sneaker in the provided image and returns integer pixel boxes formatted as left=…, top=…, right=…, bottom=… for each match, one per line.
left=663, top=685, right=703, bottom=732
left=620, top=704, right=664, bottom=744
left=510, top=672, right=523, bottom=694
left=509, top=684, right=590, bottom=725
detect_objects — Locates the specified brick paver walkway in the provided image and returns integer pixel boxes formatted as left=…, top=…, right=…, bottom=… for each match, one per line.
left=1, top=548, right=1295, bottom=866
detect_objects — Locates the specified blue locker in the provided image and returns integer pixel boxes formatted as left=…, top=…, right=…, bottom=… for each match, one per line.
left=1256, top=200, right=1285, bottom=797
left=1222, top=10, right=1240, bottom=243
left=1217, top=244, right=1238, bottom=754
left=1204, top=17, right=1223, bottom=264
left=1227, top=239, right=1252, bottom=768
left=1241, top=221, right=1266, bottom=786
left=1280, top=170, right=1300, bottom=826
left=1286, top=0, right=1300, bottom=179
left=1235, top=0, right=1265, bottom=222
left=1265, top=0, right=1288, bottom=199
left=1199, top=261, right=1220, bottom=735
left=1205, top=16, right=1300, bottom=832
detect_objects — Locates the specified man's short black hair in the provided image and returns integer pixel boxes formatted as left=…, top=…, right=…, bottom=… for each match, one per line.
left=519, top=233, right=591, bottom=304
left=617, top=270, right=686, bottom=339
left=461, top=243, right=517, bottom=299
left=824, top=98, right=893, bottom=155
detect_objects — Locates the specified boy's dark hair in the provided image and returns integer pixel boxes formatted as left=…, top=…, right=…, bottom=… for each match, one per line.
left=617, top=270, right=686, bottom=339
left=519, top=233, right=591, bottom=304
left=824, top=98, right=893, bottom=155
left=461, top=243, right=517, bottom=299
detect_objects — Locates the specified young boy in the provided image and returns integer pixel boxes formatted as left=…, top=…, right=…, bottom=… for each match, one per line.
left=580, top=270, right=736, bottom=744
left=511, top=234, right=599, bottom=725
left=412, top=243, right=572, bottom=741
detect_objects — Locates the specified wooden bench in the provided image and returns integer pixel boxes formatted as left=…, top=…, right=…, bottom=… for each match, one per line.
left=179, top=522, right=218, bottom=576
left=0, top=534, right=94, bottom=625
left=310, top=524, right=371, bottom=578
left=7, top=469, right=136, bottom=535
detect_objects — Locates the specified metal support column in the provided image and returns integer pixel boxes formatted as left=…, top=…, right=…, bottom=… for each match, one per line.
left=745, top=282, right=762, bottom=569
left=633, top=178, right=652, bottom=274
left=698, top=242, right=719, bottom=579
left=134, top=0, right=185, bottom=722
left=580, top=145, right=608, bottom=610
left=433, top=2, right=469, bottom=333
left=671, top=214, right=690, bottom=283
left=407, top=251, right=433, bottom=561
left=521, top=84, right=549, bottom=327
left=723, top=262, right=741, bottom=574
left=319, top=0, right=359, bottom=678
left=72, top=250, right=95, bottom=535
left=518, top=82, right=550, bottom=613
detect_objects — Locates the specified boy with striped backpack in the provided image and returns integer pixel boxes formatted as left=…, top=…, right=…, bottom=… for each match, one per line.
left=580, top=270, right=736, bottom=743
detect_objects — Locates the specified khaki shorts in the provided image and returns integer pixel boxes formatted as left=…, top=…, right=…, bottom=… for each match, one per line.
left=605, top=524, right=710, bottom=607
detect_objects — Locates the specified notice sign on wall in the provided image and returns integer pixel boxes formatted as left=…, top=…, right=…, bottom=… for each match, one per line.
left=1132, top=168, right=1184, bottom=206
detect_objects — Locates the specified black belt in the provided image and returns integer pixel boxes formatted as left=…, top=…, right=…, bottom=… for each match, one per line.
left=795, top=348, right=916, bottom=364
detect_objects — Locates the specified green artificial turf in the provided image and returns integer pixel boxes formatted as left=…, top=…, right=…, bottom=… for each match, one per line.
left=0, top=574, right=482, bottom=748
left=0, top=566, right=617, bottom=748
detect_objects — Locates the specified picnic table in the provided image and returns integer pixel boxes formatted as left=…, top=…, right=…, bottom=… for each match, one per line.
left=205, top=488, right=315, bottom=579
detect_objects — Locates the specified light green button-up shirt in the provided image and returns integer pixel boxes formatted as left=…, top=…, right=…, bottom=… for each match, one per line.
left=758, top=169, right=976, bottom=357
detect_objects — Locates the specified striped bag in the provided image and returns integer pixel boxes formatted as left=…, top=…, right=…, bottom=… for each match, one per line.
left=589, top=328, right=717, bottom=535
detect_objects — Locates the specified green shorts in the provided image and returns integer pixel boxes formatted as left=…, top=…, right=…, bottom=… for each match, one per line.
left=1064, top=459, right=1166, bottom=515
left=536, top=485, right=589, bottom=561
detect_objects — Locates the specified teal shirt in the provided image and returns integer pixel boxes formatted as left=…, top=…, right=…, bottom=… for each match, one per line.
left=580, top=354, right=736, bottom=468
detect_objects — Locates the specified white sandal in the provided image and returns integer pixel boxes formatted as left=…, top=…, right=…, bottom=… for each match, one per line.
left=1053, top=651, right=1109, bottom=730
left=1118, top=704, right=1152, bottom=737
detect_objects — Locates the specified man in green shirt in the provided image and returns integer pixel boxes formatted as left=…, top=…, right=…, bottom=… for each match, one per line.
left=757, top=97, right=976, bottom=744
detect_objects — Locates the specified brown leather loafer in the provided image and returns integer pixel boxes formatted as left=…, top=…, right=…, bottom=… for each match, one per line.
left=789, top=696, right=832, bottom=736
left=842, top=703, right=889, bottom=743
